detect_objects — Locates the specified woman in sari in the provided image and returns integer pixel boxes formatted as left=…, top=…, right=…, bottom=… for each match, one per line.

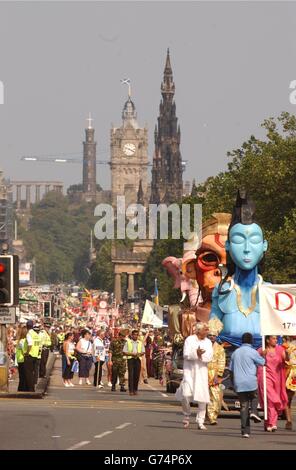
left=258, top=336, right=288, bottom=432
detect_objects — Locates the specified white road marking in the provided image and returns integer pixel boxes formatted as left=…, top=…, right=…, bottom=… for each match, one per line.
left=115, top=422, right=132, bottom=430
left=147, top=383, right=167, bottom=398
left=52, top=435, right=61, bottom=438
left=94, top=431, right=113, bottom=439
left=147, top=384, right=158, bottom=391
left=67, top=441, right=90, bottom=450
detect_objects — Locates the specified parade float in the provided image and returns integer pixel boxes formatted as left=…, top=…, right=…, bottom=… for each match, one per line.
left=210, top=189, right=268, bottom=349
left=163, top=212, right=231, bottom=347
left=163, top=190, right=270, bottom=395
left=162, top=212, right=231, bottom=393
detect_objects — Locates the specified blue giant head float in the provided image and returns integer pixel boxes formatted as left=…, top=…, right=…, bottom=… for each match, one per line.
left=210, top=189, right=268, bottom=348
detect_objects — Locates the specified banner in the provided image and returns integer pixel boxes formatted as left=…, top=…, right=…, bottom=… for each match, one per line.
left=142, top=300, right=164, bottom=327
left=259, top=284, right=296, bottom=335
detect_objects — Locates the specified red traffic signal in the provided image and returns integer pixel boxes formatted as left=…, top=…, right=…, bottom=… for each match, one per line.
left=0, top=255, right=19, bottom=306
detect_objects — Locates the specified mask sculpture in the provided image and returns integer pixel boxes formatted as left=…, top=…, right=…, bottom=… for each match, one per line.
left=163, top=213, right=231, bottom=343
left=210, top=190, right=268, bottom=348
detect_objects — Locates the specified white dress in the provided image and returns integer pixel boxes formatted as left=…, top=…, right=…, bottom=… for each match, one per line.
left=176, top=335, right=213, bottom=403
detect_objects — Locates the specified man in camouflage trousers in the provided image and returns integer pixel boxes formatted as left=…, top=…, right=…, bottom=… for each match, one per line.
left=109, top=331, right=127, bottom=392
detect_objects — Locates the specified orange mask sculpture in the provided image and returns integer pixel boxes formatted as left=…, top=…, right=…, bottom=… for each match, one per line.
left=163, top=213, right=231, bottom=340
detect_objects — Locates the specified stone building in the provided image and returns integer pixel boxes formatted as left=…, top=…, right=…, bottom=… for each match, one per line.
left=150, top=49, right=183, bottom=204
left=110, top=90, right=149, bottom=208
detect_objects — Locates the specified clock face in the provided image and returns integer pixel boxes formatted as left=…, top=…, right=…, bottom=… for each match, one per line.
left=123, top=143, right=136, bottom=156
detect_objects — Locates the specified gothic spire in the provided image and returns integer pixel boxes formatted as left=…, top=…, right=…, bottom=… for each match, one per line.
left=164, top=48, right=172, bottom=75
left=161, top=48, right=175, bottom=99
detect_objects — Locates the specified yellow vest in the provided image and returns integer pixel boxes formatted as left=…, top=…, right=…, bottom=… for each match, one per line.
left=25, top=330, right=42, bottom=358
left=16, top=339, right=25, bottom=364
left=57, top=333, right=65, bottom=343
left=126, top=339, right=142, bottom=360
left=40, top=330, right=52, bottom=347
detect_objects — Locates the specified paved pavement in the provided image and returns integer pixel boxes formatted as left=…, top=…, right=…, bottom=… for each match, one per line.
left=0, top=358, right=295, bottom=450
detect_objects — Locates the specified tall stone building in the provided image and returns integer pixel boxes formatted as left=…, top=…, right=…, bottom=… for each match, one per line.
left=82, top=114, right=97, bottom=202
left=110, top=90, right=149, bottom=207
left=150, top=49, right=183, bottom=204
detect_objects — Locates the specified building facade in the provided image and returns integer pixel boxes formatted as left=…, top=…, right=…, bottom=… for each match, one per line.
left=110, top=92, right=149, bottom=208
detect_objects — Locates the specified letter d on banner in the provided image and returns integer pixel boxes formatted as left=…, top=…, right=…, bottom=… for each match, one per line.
left=275, top=292, right=294, bottom=311
left=259, top=284, right=296, bottom=336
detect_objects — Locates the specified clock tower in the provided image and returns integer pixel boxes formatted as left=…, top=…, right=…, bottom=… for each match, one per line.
left=110, top=89, right=148, bottom=207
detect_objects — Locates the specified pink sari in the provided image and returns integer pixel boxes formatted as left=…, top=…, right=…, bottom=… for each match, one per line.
left=257, top=345, right=288, bottom=427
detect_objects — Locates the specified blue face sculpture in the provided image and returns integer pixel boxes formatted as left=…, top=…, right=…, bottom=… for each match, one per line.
left=225, top=223, right=268, bottom=270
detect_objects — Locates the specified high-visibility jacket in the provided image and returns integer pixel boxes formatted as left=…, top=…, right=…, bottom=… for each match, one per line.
left=25, top=330, right=42, bottom=358
left=16, top=339, right=26, bottom=364
left=126, top=339, right=143, bottom=360
left=57, top=333, right=65, bottom=344
left=40, top=330, right=52, bottom=347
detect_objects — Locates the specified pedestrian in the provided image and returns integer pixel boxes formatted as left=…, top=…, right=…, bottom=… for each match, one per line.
left=257, top=335, right=288, bottom=432
left=152, top=333, right=164, bottom=381
left=93, top=330, right=106, bottom=388
left=175, top=322, right=213, bottom=430
left=62, top=332, right=76, bottom=387
left=229, top=332, right=264, bottom=438
left=282, top=336, right=296, bottom=430
left=104, top=332, right=112, bottom=387
left=39, top=322, right=52, bottom=378
left=57, top=328, right=65, bottom=354
left=145, top=336, right=153, bottom=378
left=15, top=326, right=27, bottom=392
left=123, top=330, right=145, bottom=396
left=109, top=330, right=127, bottom=392
left=206, top=318, right=226, bottom=425
left=50, top=328, right=58, bottom=352
left=33, top=323, right=42, bottom=385
left=139, top=329, right=149, bottom=384
left=23, top=320, right=42, bottom=392
left=76, top=329, right=93, bottom=385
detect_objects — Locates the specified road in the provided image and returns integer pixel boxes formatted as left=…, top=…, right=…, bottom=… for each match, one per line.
left=0, top=357, right=295, bottom=450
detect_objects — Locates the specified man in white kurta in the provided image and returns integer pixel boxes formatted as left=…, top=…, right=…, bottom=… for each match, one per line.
left=176, top=323, right=213, bottom=430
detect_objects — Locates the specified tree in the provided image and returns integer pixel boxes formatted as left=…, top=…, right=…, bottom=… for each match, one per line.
left=143, top=238, right=183, bottom=305
left=20, top=192, right=98, bottom=283
left=144, top=112, right=296, bottom=299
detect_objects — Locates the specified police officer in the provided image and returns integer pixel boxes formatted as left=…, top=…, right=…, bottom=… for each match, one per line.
left=33, top=322, right=42, bottom=385
left=23, top=320, right=42, bottom=392
left=109, top=331, right=127, bottom=392
left=39, top=322, right=52, bottom=378
left=57, top=328, right=65, bottom=354
left=123, top=330, right=145, bottom=396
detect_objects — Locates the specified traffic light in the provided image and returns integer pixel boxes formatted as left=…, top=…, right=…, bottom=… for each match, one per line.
left=43, top=301, right=51, bottom=318
left=0, top=254, right=19, bottom=306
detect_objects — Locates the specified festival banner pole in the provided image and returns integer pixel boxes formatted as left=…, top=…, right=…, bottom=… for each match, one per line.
left=262, top=334, right=268, bottom=422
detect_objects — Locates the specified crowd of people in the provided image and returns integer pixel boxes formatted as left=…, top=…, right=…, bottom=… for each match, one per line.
left=177, top=320, right=296, bottom=437
left=11, top=319, right=171, bottom=396
left=7, top=286, right=295, bottom=437
left=57, top=326, right=170, bottom=395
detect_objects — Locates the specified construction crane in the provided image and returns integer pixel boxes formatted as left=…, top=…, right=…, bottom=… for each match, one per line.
left=21, top=154, right=109, bottom=165
left=20, top=154, right=187, bottom=170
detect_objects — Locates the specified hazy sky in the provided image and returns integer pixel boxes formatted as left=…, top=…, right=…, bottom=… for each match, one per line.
left=1, top=1, right=296, bottom=195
